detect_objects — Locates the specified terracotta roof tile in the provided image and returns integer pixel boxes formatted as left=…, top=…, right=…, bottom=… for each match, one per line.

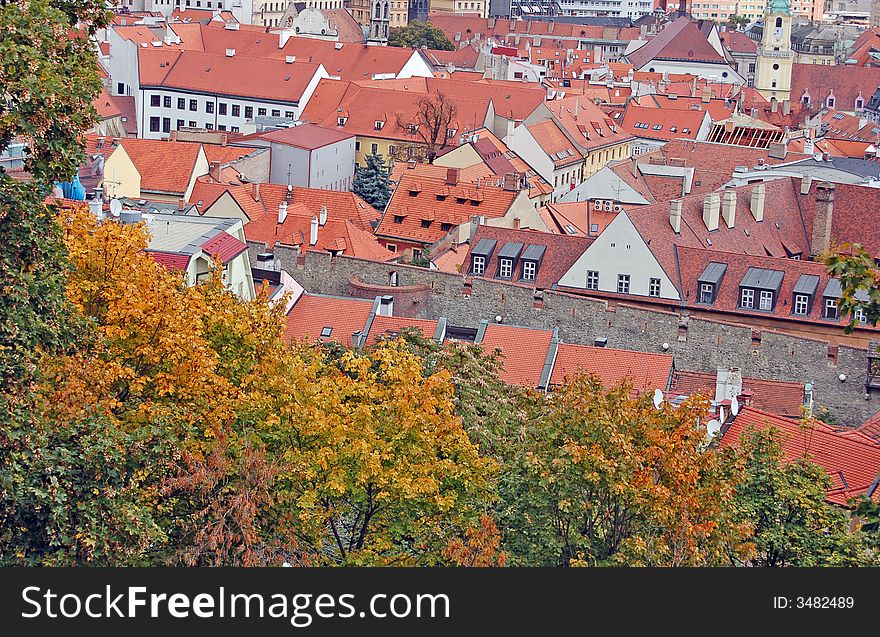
left=284, top=294, right=374, bottom=346
left=480, top=324, right=554, bottom=387
left=200, top=230, right=248, bottom=263
left=366, top=315, right=438, bottom=345
left=550, top=342, right=672, bottom=392
left=117, top=138, right=205, bottom=196
left=857, top=410, right=880, bottom=442
left=670, top=370, right=805, bottom=417
left=798, top=180, right=880, bottom=259
left=791, top=63, right=880, bottom=114
left=620, top=103, right=707, bottom=141
left=627, top=17, right=726, bottom=69
left=719, top=407, right=880, bottom=506
left=255, top=123, right=354, bottom=149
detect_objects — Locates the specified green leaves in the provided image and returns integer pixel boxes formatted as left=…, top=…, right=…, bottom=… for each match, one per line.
left=387, top=21, right=455, bottom=51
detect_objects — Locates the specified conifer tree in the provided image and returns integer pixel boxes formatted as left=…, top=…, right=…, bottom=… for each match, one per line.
left=352, top=151, right=392, bottom=211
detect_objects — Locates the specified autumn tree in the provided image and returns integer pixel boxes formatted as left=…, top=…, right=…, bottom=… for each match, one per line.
left=387, top=20, right=455, bottom=51
left=396, top=90, right=458, bottom=162
left=826, top=245, right=880, bottom=331
left=493, top=376, right=752, bottom=567
left=732, top=426, right=876, bottom=567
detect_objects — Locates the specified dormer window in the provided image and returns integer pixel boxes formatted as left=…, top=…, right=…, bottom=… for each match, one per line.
left=824, top=297, right=839, bottom=320
left=337, top=116, right=348, bottom=126
left=446, top=128, right=457, bottom=138
left=522, top=261, right=536, bottom=281
left=472, top=255, right=486, bottom=275
left=822, top=278, right=842, bottom=319
left=407, top=124, right=419, bottom=134
left=469, top=238, right=497, bottom=276
left=420, top=219, right=432, bottom=228
left=519, top=244, right=545, bottom=283
left=496, top=241, right=523, bottom=280
left=374, top=120, right=385, bottom=130
left=697, top=261, right=726, bottom=304
left=499, top=258, right=513, bottom=278
left=791, top=274, right=819, bottom=316
left=856, top=96, right=865, bottom=111
left=740, top=288, right=755, bottom=309
left=393, top=215, right=405, bottom=224
left=826, top=95, right=836, bottom=108
left=739, top=267, right=783, bottom=312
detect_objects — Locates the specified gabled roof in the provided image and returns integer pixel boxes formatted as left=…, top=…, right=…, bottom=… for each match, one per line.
left=627, top=17, right=727, bottom=70
left=620, top=103, right=706, bottom=142
left=377, top=173, right=521, bottom=245
left=543, top=96, right=634, bottom=152
left=464, top=225, right=593, bottom=289
left=323, top=9, right=367, bottom=44
left=254, top=123, right=354, bottom=149
left=479, top=324, right=554, bottom=387
left=549, top=342, right=672, bottom=392
left=116, top=138, right=205, bottom=196
left=526, top=119, right=584, bottom=168
left=719, top=407, right=880, bottom=506
left=857, top=410, right=880, bottom=442
left=284, top=293, right=374, bottom=346
left=791, top=63, right=880, bottom=113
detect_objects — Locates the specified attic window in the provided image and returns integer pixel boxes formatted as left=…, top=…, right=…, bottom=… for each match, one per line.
left=827, top=97, right=836, bottom=108
left=440, top=222, right=453, bottom=231
left=670, top=126, right=677, bottom=132
left=832, top=113, right=845, bottom=120
left=337, top=116, right=348, bottom=126
left=407, top=124, right=419, bottom=134
left=682, top=128, right=691, bottom=134
left=634, top=122, right=649, bottom=129
left=320, top=326, right=333, bottom=337
left=393, top=215, right=405, bottom=224
left=374, top=120, right=385, bottom=130
left=652, top=124, right=662, bottom=130
left=420, top=219, right=432, bottom=228
left=446, top=128, right=457, bottom=138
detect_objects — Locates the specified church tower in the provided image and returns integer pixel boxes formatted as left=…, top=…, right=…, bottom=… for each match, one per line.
left=367, top=0, right=390, bottom=45
left=754, top=0, right=794, bottom=103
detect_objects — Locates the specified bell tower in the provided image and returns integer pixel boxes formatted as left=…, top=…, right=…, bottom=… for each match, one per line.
left=754, top=0, right=794, bottom=103
left=367, top=0, right=390, bottom=45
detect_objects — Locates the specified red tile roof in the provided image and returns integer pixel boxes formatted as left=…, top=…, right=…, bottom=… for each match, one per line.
left=480, top=324, right=554, bottom=387
left=719, top=407, right=880, bottom=506
left=322, top=9, right=366, bottom=44
left=464, top=225, right=593, bottom=290
left=550, top=342, right=672, bottom=393
left=720, top=29, right=757, bottom=55
left=365, top=315, right=438, bottom=345
left=670, top=370, right=806, bottom=418
left=857, top=410, right=880, bottom=442
left=538, top=202, right=617, bottom=238
left=117, top=138, right=205, bottom=196
left=138, top=48, right=321, bottom=103
left=544, top=96, right=634, bottom=152
left=149, top=251, right=191, bottom=270
left=377, top=173, right=521, bottom=246
left=632, top=93, right=735, bottom=123
left=791, top=63, right=880, bottom=114
left=620, top=103, right=707, bottom=141
left=797, top=180, right=880, bottom=259
left=627, top=17, right=727, bottom=70
left=254, top=123, right=354, bottom=149
left=526, top=119, right=584, bottom=168
left=200, top=230, right=248, bottom=263
left=284, top=294, right=374, bottom=346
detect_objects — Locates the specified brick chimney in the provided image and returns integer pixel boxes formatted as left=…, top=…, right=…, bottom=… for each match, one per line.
left=253, top=182, right=261, bottom=202
left=721, top=190, right=736, bottom=228
left=702, top=192, right=720, bottom=232
left=446, top=167, right=460, bottom=186
left=750, top=183, right=765, bottom=222
left=811, top=182, right=836, bottom=256
left=701, top=85, right=712, bottom=103
left=669, top=199, right=682, bottom=233
left=209, top=161, right=221, bottom=181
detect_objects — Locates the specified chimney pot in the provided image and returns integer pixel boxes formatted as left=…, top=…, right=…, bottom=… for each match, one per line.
left=278, top=201, right=288, bottom=225
left=800, top=175, right=813, bottom=195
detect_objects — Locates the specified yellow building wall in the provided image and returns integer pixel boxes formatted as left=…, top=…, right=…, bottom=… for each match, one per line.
left=103, top=145, right=141, bottom=199
left=584, top=141, right=631, bottom=179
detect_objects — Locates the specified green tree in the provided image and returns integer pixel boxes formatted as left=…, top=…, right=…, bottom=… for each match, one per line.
left=352, top=151, right=391, bottom=211
left=733, top=426, right=875, bottom=566
left=387, top=20, right=455, bottom=51
left=826, top=244, right=880, bottom=331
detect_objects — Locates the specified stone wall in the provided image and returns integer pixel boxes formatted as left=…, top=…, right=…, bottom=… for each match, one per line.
left=261, top=244, right=880, bottom=426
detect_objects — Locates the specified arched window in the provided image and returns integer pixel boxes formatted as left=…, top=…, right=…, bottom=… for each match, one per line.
left=775, top=17, right=782, bottom=28
left=384, top=2, right=389, bottom=18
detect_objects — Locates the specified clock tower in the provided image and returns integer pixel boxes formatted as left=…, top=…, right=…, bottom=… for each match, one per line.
left=754, top=0, right=794, bottom=103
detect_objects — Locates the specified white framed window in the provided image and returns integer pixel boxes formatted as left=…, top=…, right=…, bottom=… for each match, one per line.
left=522, top=261, right=536, bottom=281
left=472, top=255, right=486, bottom=275
left=499, top=258, right=513, bottom=278
left=759, top=290, right=773, bottom=311
left=741, top=288, right=754, bottom=309
left=793, top=294, right=809, bottom=315
left=586, top=270, right=599, bottom=290
left=854, top=306, right=867, bottom=324
left=699, top=283, right=714, bottom=304
left=617, top=274, right=630, bottom=294
left=824, top=297, right=839, bottom=319
left=649, top=278, right=661, bottom=297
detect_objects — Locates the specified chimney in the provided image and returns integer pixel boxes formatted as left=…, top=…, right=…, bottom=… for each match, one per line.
left=502, top=172, right=519, bottom=191
left=310, top=215, right=319, bottom=246
left=669, top=199, right=683, bottom=233
left=721, top=190, right=736, bottom=228
left=319, top=205, right=327, bottom=226
left=177, top=198, right=186, bottom=212
left=254, top=182, right=260, bottom=202
left=513, top=217, right=521, bottom=229
left=811, top=182, right=836, bottom=256
left=750, top=183, right=765, bottom=222
left=701, top=85, right=712, bottom=104
left=800, top=175, right=812, bottom=195
left=782, top=99, right=791, bottom=116
left=209, top=161, right=221, bottom=181
left=446, top=167, right=460, bottom=186
left=278, top=201, right=288, bottom=224
left=771, top=99, right=778, bottom=113
left=702, top=192, right=720, bottom=231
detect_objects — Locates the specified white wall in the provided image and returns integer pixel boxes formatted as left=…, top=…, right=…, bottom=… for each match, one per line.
left=558, top=212, right=680, bottom=300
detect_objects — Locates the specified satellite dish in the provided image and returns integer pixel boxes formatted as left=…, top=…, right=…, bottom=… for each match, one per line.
left=730, top=396, right=739, bottom=416
left=652, top=388, right=664, bottom=409
left=109, top=199, right=122, bottom=217
left=706, top=419, right=722, bottom=438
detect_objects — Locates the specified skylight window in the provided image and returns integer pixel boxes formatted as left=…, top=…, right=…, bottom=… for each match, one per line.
left=320, top=326, right=333, bottom=337
left=652, top=124, right=663, bottom=130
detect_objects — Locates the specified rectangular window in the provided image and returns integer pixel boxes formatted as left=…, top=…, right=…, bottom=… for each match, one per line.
left=759, top=290, right=773, bottom=311
left=205, top=123, right=213, bottom=130
left=371, top=143, right=378, bottom=154
left=149, top=116, right=160, bottom=132
left=854, top=307, right=867, bottom=324
left=244, top=106, right=252, bottom=118
left=233, top=104, right=242, bottom=117
left=522, top=261, right=536, bottom=281
left=271, top=109, right=281, bottom=117
left=218, top=125, right=226, bottom=131
left=355, top=141, right=361, bottom=151
left=188, top=121, right=197, bottom=127
left=206, top=102, right=214, bottom=114
left=824, top=297, right=839, bottom=319
left=741, top=288, right=754, bottom=309
left=258, top=108, right=267, bottom=116
left=219, top=103, right=227, bottom=115
left=117, top=82, right=125, bottom=95
left=189, top=99, right=197, bottom=111
left=285, top=111, right=294, bottom=118
left=793, top=294, right=809, bottom=315
left=617, top=274, right=630, bottom=294
left=699, top=283, right=714, bottom=304
left=499, top=258, right=513, bottom=278
left=176, top=119, right=184, bottom=129
left=150, top=95, right=160, bottom=107
left=586, top=270, right=599, bottom=290
left=472, top=255, right=485, bottom=275
left=649, top=277, right=661, bottom=297
left=386, top=244, right=397, bottom=253
left=178, top=98, right=185, bottom=110
left=163, top=96, right=171, bottom=108
left=162, top=117, right=171, bottom=133
left=231, top=126, right=239, bottom=133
